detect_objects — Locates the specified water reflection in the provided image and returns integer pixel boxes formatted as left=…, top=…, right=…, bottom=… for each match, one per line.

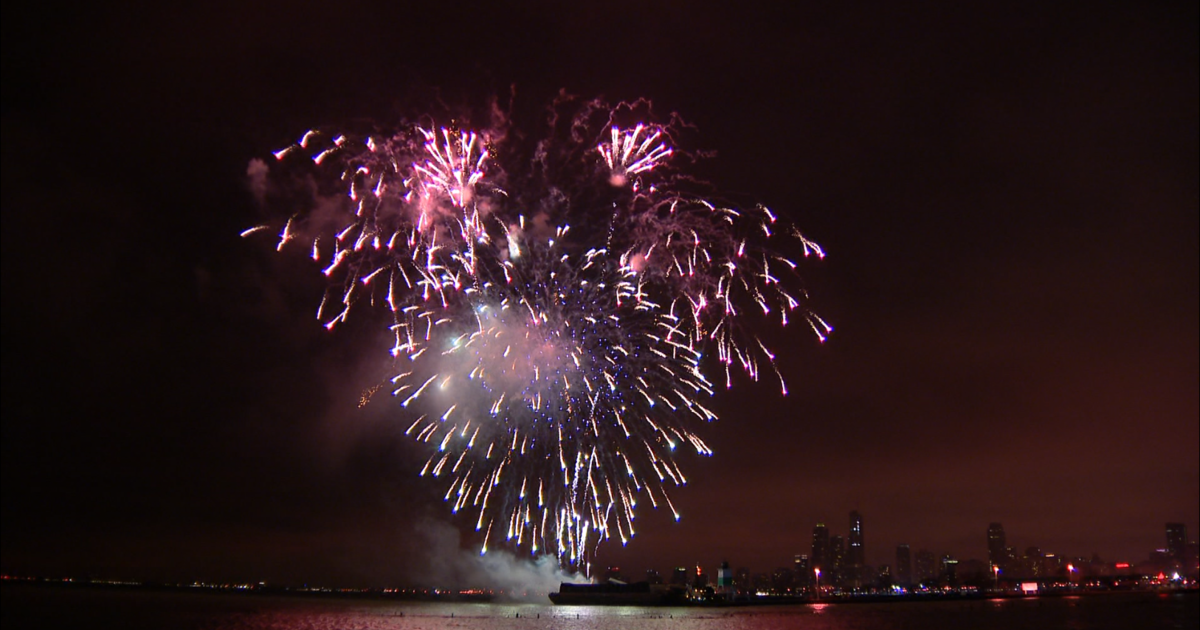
left=2, top=585, right=1195, bottom=630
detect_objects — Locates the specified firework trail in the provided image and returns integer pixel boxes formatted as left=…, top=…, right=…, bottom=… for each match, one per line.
left=247, top=98, right=829, bottom=572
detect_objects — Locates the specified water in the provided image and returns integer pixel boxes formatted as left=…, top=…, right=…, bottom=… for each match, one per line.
left=3, top=584, right=1195, bottom=630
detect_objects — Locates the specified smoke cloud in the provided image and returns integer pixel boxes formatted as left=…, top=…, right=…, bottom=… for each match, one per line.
left=246, top=158, right=270, bottom=206
left=409, top=516, right=586, bottom=598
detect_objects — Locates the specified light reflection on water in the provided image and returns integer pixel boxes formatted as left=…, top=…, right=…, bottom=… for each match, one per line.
left=2, top=585, right=1196, bottom=630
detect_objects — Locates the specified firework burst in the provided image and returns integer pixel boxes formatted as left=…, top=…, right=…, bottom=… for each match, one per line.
left=247, top=98, right=829, bottom=572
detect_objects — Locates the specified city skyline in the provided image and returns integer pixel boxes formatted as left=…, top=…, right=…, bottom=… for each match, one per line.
left=606, top=520, right=1198, bottom=596
left=6, top=516, right=1193, bottom=592
left=600, top=511, right=1197, bottom=586
left=3, top=2, right=1196, bottom=588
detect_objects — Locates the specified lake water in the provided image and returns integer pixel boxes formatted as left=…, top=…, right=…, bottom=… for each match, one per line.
left=3, top=585, right=1195, bottom=629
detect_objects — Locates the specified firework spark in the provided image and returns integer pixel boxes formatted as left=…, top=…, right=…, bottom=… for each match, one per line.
left=249, top=99, right=828, bottom=572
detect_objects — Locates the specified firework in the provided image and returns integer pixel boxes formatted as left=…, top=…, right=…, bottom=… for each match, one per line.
left=248, top=98, right=829, bottom=571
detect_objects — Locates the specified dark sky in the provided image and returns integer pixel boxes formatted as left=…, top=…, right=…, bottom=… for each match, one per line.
left=3, top=1, right=1196, bottom=587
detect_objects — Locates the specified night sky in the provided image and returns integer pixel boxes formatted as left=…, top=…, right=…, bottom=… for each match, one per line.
left=3, top=2, right=1196, bottom=587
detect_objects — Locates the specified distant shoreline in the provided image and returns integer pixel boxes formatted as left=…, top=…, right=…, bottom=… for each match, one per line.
left=4, top=578, right=1196, bottom=607
left=706, top=588, right=1199, bottom=607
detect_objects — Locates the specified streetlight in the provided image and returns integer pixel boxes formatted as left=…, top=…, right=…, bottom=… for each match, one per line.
left=992, top=564, right=1000, bottom=591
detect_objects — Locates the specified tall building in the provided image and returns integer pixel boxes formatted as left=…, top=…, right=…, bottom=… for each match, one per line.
left=734, top=567, right=751, bottom=593
left=811, top=523, right=830, bottom=572
left=794, top=554, right=811, bottom=587
left=847, top=510, right=865, bottom=588
left=1024, top=547, right=1044, bottom=577
left=752, top=572, right=771, bottom=594
left=771, top=567, right=794, bottom=594
left=987, top=522, right=1007, bottom=569
left=1166, top=523, right=1187, bottom=562
left=895, top=544, right=913, bottom=587
left=914, top=549, right=937, bottom=585
left=830, top=535, right=846, bottom=586
left=671, top=566, right=689, bottom=587
left=941, top=554, right=959, bottom=586
left=877, top=564, right=892, bottom=589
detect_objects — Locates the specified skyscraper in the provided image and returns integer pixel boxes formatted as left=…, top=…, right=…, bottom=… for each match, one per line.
left=915, top=549, right=937, bottom=585
left=794, top=554, right=811, bottom=587
left=896, top=544, right=913, bottom=587
left=987, top=522, right=1007, bottom=570
left=811, top=523, right=829, bottom=573
left=847, top=510, right=865, bottom=588
left=1166, top=523, right=1186, bottom=562
left=941, top=554, right=959, bottom=586
left=830, top=535, right=845, bottom=586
